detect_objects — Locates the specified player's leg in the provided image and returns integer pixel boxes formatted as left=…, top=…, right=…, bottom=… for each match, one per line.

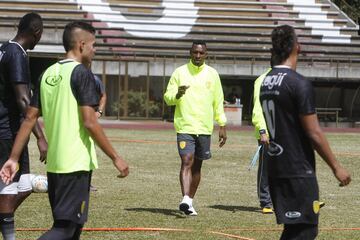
left=189, top=157, right=202, bottom=198
left=177, top=134, right=196, bottom=214
left=0, top=194, right=16, bottom=240
left=280, top=223, right=318, bottom=240
left=0, top=139, right=19, bottom=240
left=38, top=220, right=81, bottom=240
left=39, top=171, right=91, bottom=239
left=14, top=146, right=32, bottom=210
left=257, top=143, right=273, bottom=213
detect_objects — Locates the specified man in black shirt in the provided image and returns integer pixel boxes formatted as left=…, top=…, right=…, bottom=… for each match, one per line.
left=260, top=25, right=351, bottom=240
left=0, top=12, right=47, bottom=240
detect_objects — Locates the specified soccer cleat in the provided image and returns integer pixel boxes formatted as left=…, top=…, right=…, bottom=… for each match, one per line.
left=262, top=207, right=274, bottom=214
left=179, top=201, right=192, bottom=215
left=319, top=201, right=325, bottom=208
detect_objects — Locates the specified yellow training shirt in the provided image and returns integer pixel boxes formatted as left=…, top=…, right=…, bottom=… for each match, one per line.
left=164, top=61, right=226, bottom=134
left=252, top=68, right=271, bottom=139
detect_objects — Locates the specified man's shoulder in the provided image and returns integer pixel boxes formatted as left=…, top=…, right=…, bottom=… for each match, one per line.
left=204, top=64, right=219, bottom=75
left=0, top=41, right=26, bottom=59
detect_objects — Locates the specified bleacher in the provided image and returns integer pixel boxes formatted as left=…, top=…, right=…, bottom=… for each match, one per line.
left=0, top=0, right=359, bottom=120
left=0, top=0, right=358, bottom=65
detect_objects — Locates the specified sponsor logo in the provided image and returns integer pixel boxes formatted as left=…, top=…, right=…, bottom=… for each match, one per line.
left=179, top=141, right=186, bottom=149
left=267, top=141, right=283, bottom=156
left=3, top=217, right=14, bottom=222
left=285, top=211, right=301, bottom=219
left=45, top=75, right=62, bottom=86
left=313, top=201, right=320, bottom=214
left=75, top=0, right=199, bottom=38
left=262, top=73, right=287, bottom=90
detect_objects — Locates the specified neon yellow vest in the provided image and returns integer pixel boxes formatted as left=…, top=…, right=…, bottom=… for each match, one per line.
left=40, top=60, right=98, bottom=173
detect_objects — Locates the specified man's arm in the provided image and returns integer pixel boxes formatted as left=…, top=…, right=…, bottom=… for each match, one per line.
left=80, top=105, right=129, bottom=177
left=213, top=72, right=227, bottom=147
left=252, top=69, right=271, bottom=143
left=14, top=84, right=47, bottom=161
left=96, top=92, right=107, bottom=118
left=0, top=107, right=40, bottom=184
left=300, top=114, right=351, bottom=186
left=164, top=71, right=181, bottom=106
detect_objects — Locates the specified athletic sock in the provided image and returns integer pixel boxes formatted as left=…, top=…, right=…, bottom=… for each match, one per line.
left=0, top=213, right=15, bottom=240
left=182, top=195, right=192, bottom=205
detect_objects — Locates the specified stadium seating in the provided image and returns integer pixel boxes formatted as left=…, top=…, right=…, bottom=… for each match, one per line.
left=0, top=0, right=359, bottom=120
left=0, top=0, right=358, bottom=63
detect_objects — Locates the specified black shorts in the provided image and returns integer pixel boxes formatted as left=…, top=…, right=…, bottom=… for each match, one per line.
left=177, top=133, right=211, bottom=160
left=269, top=177, right=319, bottom=225
left=47, top=171, right=92, bottom=224
left=0, top=139, right=29, bottom=182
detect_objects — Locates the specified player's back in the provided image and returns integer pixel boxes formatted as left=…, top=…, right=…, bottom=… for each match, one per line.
left=260, top=67, right=316, bottom=179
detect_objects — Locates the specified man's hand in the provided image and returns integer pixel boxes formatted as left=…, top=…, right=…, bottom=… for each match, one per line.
left=114, top=156, right=129, bottom=178
left=333, top=166, right=351, bottom=187
left=0, top=159, right=19, bottom=185
left=176, top=85, right=190, bottom=99
left=259, top=133, right=269, bottom=145
left=37, top=137, right=48, bottom=163
left=219, top=126, right=227, bottom=147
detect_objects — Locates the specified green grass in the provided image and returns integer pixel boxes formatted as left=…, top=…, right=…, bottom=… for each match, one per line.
left=16, top=128, right=360, bottom=240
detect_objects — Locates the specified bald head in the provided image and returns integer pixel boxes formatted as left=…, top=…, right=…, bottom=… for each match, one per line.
left=17, top=12, right=43, bottom=35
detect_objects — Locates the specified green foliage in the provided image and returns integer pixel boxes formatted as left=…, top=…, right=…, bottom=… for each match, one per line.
left=111, top=90, right=162, bottom=118
left=332, top=0, right=360, bottom=22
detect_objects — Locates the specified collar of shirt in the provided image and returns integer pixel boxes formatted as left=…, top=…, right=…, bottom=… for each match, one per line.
left=8, top=40, right=27, bottom=55
left=188, top=60, right=205, bottom=75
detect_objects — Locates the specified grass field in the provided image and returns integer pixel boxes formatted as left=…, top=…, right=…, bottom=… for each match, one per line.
left=15, top=127, right=359, bottom=240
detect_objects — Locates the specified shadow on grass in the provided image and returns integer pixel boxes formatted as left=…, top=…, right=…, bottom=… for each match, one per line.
left=209, top=205, right=260, bottom=213
left=125, top=208, right=186, bottom=218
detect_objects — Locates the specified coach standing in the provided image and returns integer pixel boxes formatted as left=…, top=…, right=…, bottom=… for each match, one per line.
left=164, top=41, right=227, bottom=216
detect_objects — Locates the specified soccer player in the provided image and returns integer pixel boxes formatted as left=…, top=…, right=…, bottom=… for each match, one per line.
left=260, top=25, right=351, bottom=239
left=164, top=41, right=227, bottom=216
left=0, top=12, right=47, bottom=240
left=0, top=21, right=129, bottom=240
left=252, top=68, right=273, bottom=214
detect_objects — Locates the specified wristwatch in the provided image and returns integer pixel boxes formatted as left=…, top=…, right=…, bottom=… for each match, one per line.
left=97, top=110, right=103, bottom=116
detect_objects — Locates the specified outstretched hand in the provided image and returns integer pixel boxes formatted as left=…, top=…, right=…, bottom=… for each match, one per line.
left=0, top=159, right=19, bottom=185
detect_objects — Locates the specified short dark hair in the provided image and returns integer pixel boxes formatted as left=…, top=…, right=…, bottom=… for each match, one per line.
left=62, top=21, right=96, bottom=52
left=270, top=25, right=297, bottom=66
left=17, top=12, right=43, bottom=35
left=192, top=40, right=206, bottom=48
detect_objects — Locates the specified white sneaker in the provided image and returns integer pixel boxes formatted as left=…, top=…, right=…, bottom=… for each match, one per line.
left=188, top=206, right=198, bottom=216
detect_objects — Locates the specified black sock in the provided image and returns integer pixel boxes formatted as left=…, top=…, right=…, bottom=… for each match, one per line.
left=0, top=213, right=15, bottom=240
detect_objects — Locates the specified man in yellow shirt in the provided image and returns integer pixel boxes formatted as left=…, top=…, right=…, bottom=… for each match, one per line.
left=164, top=41, right=227, bottom=216
left=252, top=69, right=273, bottom=214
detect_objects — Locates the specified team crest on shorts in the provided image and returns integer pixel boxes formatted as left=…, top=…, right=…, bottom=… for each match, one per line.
left=313, top=201, right=320, bottom=214
left=179, top=141, right=186, bottom=149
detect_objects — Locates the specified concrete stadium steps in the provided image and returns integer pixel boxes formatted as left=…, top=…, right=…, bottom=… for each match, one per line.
left=0, top=0, right=358, bottom=66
